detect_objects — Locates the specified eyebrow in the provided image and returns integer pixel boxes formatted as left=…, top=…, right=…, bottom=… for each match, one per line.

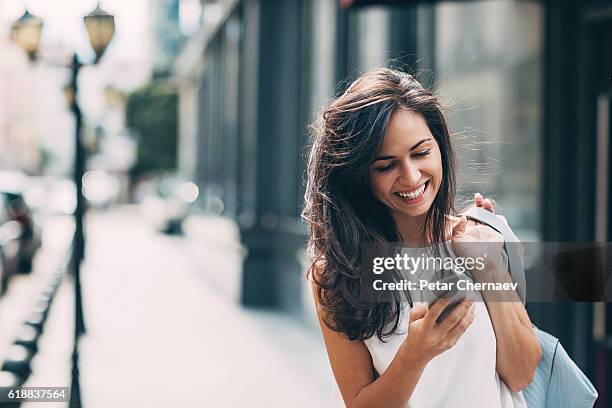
left=372, top=138, right=431, bottom=163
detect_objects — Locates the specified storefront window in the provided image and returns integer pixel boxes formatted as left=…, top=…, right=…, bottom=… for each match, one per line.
left=432, top=0, right=543, bottom=240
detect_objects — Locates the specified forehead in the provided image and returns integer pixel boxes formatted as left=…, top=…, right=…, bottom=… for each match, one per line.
left=379, top=109, right=433, bottom=152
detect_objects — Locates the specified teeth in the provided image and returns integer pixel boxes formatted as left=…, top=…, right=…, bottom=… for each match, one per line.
left=397, top=183, right=426, bottom=200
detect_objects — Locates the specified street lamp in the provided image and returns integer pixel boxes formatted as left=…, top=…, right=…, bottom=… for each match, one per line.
left=84, top=4, right=116, bottom=63
left=10, top=10, right=43, bottom=61
left=11, top=3, right=115, bottom=407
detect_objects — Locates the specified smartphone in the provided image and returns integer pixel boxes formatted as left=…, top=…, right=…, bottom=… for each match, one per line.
left=426, top=272, right=466, bottom=324
left=429, top=295, right=466, bottom=324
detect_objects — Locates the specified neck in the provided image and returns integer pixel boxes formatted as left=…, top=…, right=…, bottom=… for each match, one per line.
left=392, top=212, right=428, bottom=244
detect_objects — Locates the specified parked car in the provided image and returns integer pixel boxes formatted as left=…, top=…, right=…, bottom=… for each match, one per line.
left=0, top=199, right=23, bottom=295
left=0, top=248, right=5, bottom=295
left=23, top=176, right=76, bottom=215
left=1, top=190, right=42, bottom=273
left=0, top=172, right=42, bottom=296
left=138, top=175, right=199, bottom=235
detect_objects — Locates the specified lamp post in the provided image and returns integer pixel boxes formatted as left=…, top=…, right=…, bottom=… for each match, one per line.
left=11, top=3, right=115, bottom=406
left=9, top=10, right=43, bottom=61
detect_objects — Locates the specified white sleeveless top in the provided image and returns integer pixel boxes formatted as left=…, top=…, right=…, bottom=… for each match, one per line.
left=362, top=289, right=527, bottom=408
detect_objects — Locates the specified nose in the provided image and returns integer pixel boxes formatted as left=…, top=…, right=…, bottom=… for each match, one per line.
left=399, top=160, right=421, bottom=187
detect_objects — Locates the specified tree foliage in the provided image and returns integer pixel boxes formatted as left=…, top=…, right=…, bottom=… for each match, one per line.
left=125, top=82, right=178, bottom=179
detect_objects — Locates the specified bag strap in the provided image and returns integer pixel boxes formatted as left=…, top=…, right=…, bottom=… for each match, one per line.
left=463, top=207, right=526, bottom=304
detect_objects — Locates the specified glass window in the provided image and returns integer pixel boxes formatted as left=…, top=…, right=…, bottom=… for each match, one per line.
left=356, top=7, right=390, bottom=72
left=432, top=0, right=543, bottom=240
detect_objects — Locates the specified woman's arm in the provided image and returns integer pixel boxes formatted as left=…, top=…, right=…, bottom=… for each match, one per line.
left=468, top=196, right=542, bottom=391
left=313, top=300, right=427, bottom=408
left=453, top=210, right=542, bottom=391
left=310, top=269, right=476, bottom=408
left=475, top=254, right=541, bottom=392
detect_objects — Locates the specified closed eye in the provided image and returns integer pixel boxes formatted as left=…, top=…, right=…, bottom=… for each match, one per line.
left=373, top=149, right=431, bottom=172
left=375, top=162, right=395, bottom=172
left=413, top=149, right=431, bottom=158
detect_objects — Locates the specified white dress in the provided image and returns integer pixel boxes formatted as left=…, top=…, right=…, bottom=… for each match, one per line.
left=327, top=215, right=528, bottom=407
left=362, top=287, right=527, bottom=407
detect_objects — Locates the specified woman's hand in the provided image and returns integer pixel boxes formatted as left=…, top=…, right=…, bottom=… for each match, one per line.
left=474, top=192, right=495, bottom=213
left=398, top=300, right=476, bottom=366
left=451, top=215, right=505, bottom=278
left=452, top=207, right=540, bottom=390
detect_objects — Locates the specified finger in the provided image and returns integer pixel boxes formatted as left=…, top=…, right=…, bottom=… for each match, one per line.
left=437, top=300, right=474, bottom=332
left=424, top=297, right=453, bottom=326
left=409, top=304, right=427, bottom=323
left=452, top=215, right=468, bottom=239
left=474, top=193, right=484, bottom=206
left=447, top=303, right=476, bottom=339
left=483, top=198, right=495, bottom=214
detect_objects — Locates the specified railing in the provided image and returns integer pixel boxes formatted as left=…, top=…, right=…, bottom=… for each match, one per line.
left=0, top=248, right=71, bottom=405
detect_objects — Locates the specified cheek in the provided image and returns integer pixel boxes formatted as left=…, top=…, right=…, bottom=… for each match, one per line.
left=368, top=173, right=391, bottom=199
left=421, top=151, right=443, bottom=193
left=431, top=153, right=443, bottom=190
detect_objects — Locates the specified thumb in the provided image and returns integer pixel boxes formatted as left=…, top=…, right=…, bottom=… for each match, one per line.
left=452, top=215, right=468, bottom=239
left=409, top=304, right=427, bottom=323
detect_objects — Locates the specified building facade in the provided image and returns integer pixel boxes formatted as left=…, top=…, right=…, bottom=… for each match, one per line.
left=150, top=0, right=186, bottom=78
left=175, top=0, right=612, bottom=402
left=0, top=28, right=40, bottom=173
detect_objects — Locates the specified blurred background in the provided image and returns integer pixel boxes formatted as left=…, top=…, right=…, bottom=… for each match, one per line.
left=0, top=0, right=610, bottom=406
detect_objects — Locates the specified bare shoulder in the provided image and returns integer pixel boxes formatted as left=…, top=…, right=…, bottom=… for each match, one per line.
left=307, top=258, right=375, bottom=406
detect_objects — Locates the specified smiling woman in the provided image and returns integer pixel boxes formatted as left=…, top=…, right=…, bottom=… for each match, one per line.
left=302, top=67, right=540, bottom=408
left=368, top=109, right=443, bottom=243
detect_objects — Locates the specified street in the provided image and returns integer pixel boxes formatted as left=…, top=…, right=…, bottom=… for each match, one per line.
left=0, top=208, right=335, bottom=407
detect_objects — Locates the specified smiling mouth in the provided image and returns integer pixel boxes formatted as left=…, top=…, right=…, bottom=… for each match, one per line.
left=394, top=181, right=429, bottom=201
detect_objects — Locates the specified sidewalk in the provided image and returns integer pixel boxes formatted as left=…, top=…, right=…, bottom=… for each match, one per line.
left=75, top=208, right=335, bottom=407
left=0, top=215, right=72, bottom=365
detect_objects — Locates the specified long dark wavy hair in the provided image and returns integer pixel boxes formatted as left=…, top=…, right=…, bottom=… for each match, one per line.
left=302, top=67, right=457, bottom=341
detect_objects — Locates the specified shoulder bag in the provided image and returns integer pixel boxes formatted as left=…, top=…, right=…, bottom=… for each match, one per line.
left=464, top=207, right=598, bottom=408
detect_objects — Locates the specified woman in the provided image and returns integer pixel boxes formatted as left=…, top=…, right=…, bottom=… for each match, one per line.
left=303, top=68, right=541, bottom=408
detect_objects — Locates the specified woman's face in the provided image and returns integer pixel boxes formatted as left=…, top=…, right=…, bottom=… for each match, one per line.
left=368, top=108, right=443, bottom=223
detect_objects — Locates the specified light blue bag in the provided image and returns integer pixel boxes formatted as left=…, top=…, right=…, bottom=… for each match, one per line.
left=523, top=325, right=598, bottom=408
left=465, top=207, right=598, bottom=408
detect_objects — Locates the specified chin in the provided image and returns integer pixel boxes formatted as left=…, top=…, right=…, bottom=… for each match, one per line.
left=398, top=204, right=431, bottom=218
